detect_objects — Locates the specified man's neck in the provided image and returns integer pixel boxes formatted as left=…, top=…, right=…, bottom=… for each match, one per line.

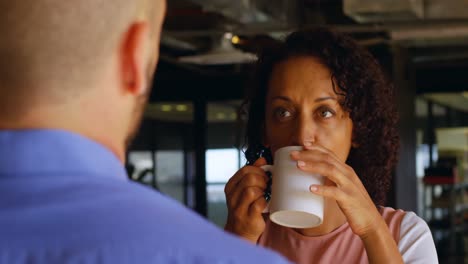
left=0, top=108, right=126, bottom=163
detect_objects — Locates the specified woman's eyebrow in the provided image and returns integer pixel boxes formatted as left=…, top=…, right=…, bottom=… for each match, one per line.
left=270, top=96, right=338, bottom=102
left=315, top=96, right=337, bottom=102
left=270, top=96, right=292, bottom=102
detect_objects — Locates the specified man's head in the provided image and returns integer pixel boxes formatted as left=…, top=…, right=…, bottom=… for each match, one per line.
left=0, top=0, right=166, bottom=161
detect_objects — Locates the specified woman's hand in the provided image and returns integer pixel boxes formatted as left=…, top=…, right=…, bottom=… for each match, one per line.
left=224, top=158, right=269, bottom=243
left=291, top=143, right=403, bottom=263
left=290, top=143, right=382, bottom=238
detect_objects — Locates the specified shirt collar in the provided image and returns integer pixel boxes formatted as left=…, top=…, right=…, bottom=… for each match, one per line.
left=0, top=129, right=127, bottom=180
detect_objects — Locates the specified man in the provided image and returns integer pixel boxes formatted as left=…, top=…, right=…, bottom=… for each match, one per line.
left=0, top=1, right=289, bottom=263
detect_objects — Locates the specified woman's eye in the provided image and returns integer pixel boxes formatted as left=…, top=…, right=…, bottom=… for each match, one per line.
left=319, top=109, right=334, bottom=118
left=274, top=108, right=292, bottom=120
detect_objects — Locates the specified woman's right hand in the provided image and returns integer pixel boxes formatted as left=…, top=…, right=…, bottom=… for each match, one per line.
left=224, top=158, right=269, bottom=243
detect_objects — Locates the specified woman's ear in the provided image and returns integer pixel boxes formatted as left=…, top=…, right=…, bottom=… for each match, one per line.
left=351, top=134, right=359, bottom=148
left=351, top=128, right=359, bottom=148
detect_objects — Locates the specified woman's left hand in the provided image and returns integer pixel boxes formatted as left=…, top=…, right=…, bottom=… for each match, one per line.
left=290, top=143, right=383, bottom=238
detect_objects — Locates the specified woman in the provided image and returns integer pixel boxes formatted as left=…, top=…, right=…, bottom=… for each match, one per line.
left=224, top=28, right=437, bottom=263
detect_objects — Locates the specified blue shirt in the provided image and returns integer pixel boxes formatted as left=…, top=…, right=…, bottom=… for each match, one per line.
left=0, top=130, right=289, bottom=264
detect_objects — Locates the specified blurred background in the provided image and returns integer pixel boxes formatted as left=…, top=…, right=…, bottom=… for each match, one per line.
left=125, top=1, right=468, bottom=263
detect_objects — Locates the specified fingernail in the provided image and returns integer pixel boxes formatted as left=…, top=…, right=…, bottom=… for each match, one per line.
left=310, top=185, right=318, bottom=192
left=297, top=160, right=306, bottom=167
left=290, top=150, right=300, bottom=157
left=304, top=141, right=312, bottom=147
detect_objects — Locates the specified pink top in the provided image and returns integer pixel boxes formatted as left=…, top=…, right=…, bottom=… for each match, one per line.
left=258, top=207, right=406, bottom=264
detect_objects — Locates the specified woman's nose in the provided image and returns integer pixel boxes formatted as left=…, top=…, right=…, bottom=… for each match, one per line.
left=291, top=116, right=317, bottom=146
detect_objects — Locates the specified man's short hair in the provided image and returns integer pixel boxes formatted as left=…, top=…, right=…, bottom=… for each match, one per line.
left=0, top=0, right=160, bottom=114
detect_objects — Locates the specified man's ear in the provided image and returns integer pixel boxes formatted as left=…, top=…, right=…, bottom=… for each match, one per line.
left=120, top=22, right=150, bottom=96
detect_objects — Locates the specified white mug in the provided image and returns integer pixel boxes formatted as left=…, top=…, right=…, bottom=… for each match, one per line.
left=262, top=146, right=324, bottom=228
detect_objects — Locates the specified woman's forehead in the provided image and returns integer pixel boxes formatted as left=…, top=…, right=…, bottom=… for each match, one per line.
left=267, top=57, right=338, bottom=99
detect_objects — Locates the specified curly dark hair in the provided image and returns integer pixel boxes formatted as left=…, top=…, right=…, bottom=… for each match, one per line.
left=243, top=27, right=399, bottom=206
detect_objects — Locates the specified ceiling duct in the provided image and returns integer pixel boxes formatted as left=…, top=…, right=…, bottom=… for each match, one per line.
left=344, top=0, right=468, bottom=23
left=344, top=0, right=423, bottom=22
left=188, top=0, right=293, bottom=26
left=425, top=0, right=468, bottom=20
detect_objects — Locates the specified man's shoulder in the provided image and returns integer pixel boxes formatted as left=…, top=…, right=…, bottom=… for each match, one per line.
left=90, top=180, right=289, bottom=263
left=1, top=177, right=290, bottom=264
left=97, top=181, right=281, bottom=257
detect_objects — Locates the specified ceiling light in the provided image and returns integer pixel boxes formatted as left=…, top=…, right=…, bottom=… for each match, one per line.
left=178, top=32, right=256, bottom=65
left=231, top=35, right=240, bottom=45
left=161, top=105, right=172, bottom=112
left=216, top=113, right=226, bottom=120
left=176, top=104, right=188, bottom=112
